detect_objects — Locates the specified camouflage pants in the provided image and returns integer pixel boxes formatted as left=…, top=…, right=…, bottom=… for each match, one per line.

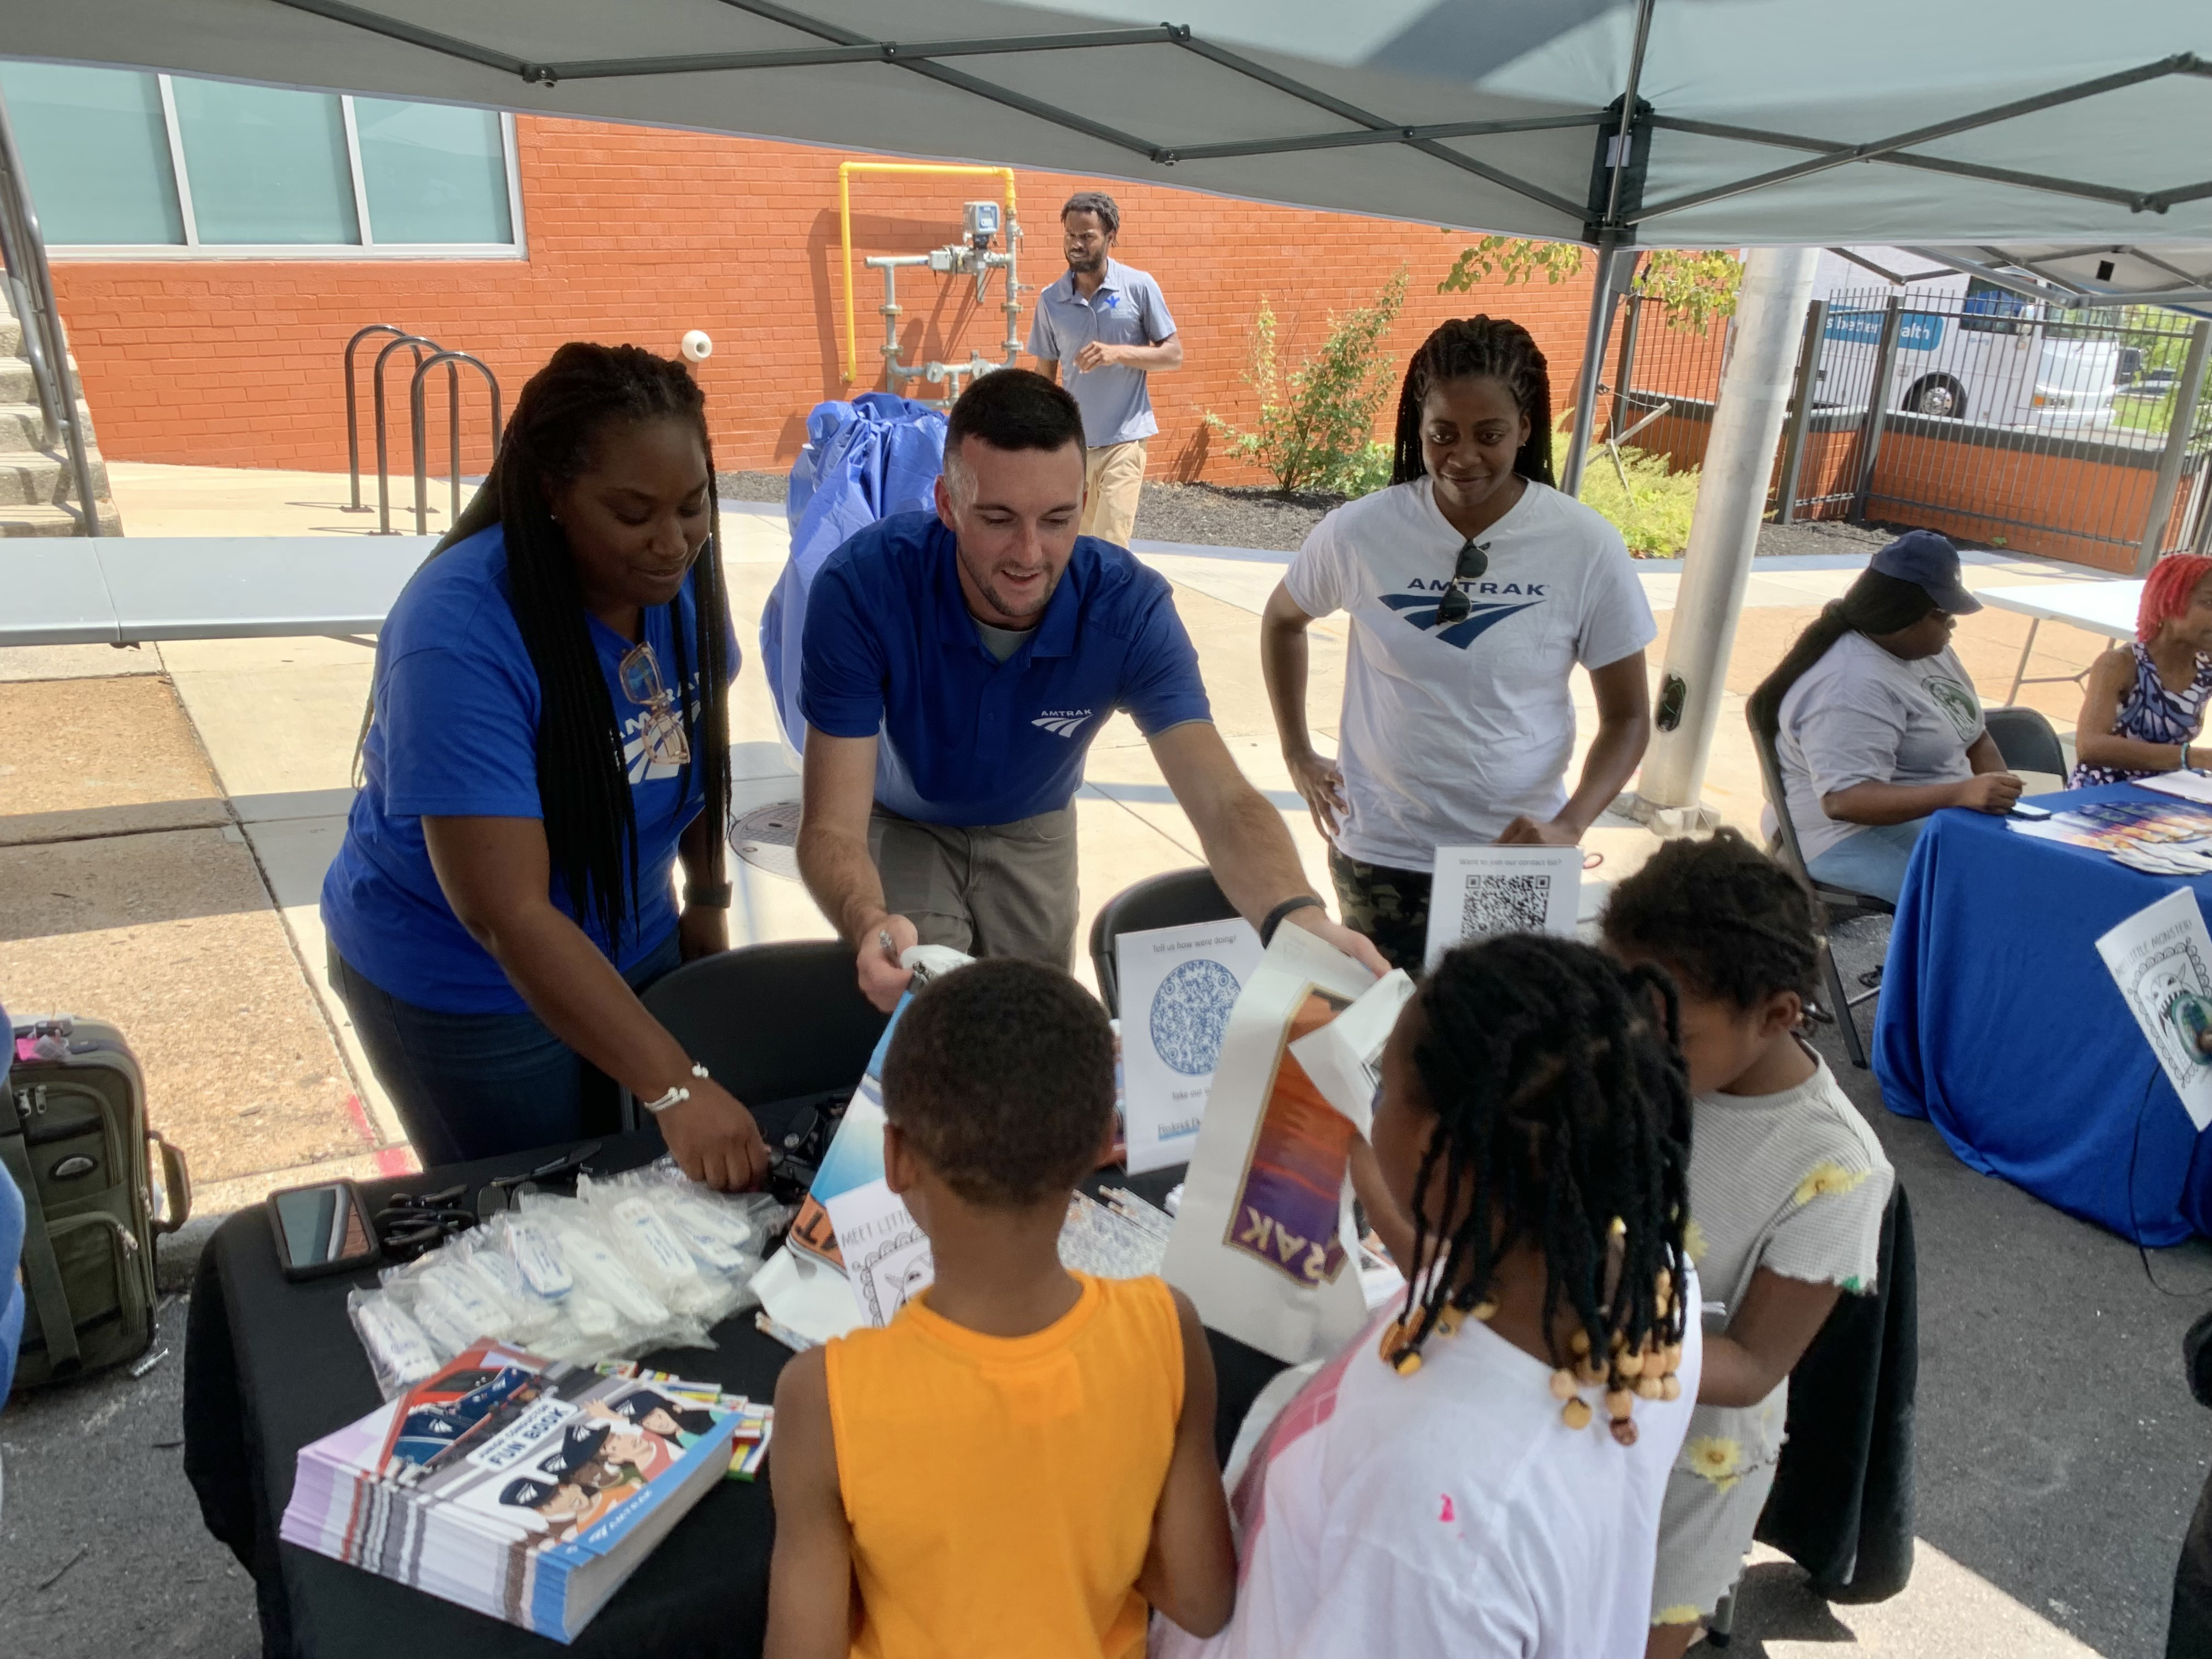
left=1328, top=850, right=1434, bottom=973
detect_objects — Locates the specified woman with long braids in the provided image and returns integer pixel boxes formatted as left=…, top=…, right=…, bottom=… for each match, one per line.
left=1260, top=317, right=1655, bottom=968
left=320, top=342, right=768, bottom=1188
left=1161, top=935, right=1700, bottom=1659
left=1604, top=831, right=1893, bottom=1655
left=1747, top=529, right=2018, bottom=905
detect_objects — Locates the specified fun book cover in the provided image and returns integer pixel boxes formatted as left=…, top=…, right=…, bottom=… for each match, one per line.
left=284, top=1342, right=740, bottom=1639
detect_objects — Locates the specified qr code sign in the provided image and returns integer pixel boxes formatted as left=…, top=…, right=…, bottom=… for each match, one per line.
left=1458, top=872, right=1552, bottom=939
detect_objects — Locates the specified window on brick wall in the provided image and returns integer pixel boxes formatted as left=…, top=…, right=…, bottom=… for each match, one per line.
left=0, top=61, right=523, bottom=258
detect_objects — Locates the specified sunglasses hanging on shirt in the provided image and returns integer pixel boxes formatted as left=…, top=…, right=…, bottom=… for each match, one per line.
left=618, top=640, right=691, bottom=768
left=1434, top=538, right=1492, bottom=627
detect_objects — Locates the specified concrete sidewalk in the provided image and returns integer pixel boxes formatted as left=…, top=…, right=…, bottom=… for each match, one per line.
left=0, top=462, right=2164, bottom=1656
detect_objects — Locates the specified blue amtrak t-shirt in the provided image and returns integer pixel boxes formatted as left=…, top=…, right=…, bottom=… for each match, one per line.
left=320, top=525, right=736, bottom=1014
left=799, top=512, right=1210, bottom=826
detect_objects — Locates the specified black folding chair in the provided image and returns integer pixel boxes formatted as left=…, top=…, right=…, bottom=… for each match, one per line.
left=1749, top=712, right=1894, bottom=1070
left=1983, top=704, right=2068, bottom=780
left=1086, top=867, right=1239, bottom=1018
left=627, top=939, right=890, bottom=1144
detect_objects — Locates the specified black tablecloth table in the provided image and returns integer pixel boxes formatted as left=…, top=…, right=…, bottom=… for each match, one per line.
left=183, top=1132, right=1287, bottom=1658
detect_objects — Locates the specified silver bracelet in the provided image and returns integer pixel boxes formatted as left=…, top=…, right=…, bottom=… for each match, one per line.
left=640, top=1063, right=711, bottom=1115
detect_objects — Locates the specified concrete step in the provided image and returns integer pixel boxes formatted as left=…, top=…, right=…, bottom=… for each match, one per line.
left=0, top=400, right=100, bottom=455
left=0, top=317, right=18, bottom=358
left=0, top=448, right=112, bottom=507
left=0, top=499, right=122, bottom=538
left=0, top=358, right=31, bottom=402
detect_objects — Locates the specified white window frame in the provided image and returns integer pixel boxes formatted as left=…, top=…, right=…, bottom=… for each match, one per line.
left=48, top=80, right=526, bottom=262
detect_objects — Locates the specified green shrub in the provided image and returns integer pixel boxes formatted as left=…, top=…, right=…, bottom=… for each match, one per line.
left=1575, top=438, right=1701, bottom=557
left=1206, top=269, right=1408, bottom=496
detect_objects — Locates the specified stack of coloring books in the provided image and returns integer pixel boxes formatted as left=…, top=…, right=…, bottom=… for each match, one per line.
left=282, top=1342, right=741, bottom=1642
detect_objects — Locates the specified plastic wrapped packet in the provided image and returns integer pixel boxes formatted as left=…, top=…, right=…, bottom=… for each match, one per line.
left=578, top=1169, right=776, bottom=1324
left=347, top=1286, right=443, bottom=1398
left=515, top=1190, right=712, bottom=1355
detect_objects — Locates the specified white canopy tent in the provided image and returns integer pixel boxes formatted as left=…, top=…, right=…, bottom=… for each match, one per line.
left=4, top=0, right=2210, bottom=820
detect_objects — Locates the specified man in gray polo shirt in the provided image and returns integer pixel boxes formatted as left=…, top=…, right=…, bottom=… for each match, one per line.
left=1027, top=189, right=1181, bottom=546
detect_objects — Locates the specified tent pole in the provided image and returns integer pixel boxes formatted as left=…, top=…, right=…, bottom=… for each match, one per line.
left=2136, top=319, right=2211, bottom=575
left=1560, top=236, right=1623, bottom=496
left=1633, top=246, right=1821, bottom=825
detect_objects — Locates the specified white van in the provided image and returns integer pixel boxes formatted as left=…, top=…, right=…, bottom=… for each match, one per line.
left=1810, top=247, right=2122, bottom=429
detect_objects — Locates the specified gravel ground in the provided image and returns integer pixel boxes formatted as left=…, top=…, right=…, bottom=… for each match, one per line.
left=721, top=467, right=1927, bottom=561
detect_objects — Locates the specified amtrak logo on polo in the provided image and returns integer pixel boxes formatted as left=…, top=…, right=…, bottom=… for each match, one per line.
left=1032, top=709, right=1094, bottom=738
left=1381, top=577, right=1545, bottom=650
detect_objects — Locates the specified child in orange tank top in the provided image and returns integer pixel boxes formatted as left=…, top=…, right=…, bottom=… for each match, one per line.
left=764, top=959, right=1235, bottom=1659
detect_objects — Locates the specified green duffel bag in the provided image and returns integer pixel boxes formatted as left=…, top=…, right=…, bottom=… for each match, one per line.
left=4, top=1015, right=190, bottom=1389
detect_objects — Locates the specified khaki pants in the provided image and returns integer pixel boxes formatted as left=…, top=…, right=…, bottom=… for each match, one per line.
left=1080, top=440, right=1147, bottom=546
left=868, top=804, right=1080, bottom=969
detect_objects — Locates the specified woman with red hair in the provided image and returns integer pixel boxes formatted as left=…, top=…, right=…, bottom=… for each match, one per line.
left=2071, top=554, right=2212, bottom=786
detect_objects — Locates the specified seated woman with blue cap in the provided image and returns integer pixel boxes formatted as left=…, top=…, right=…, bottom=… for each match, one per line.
left=1747, top=531, right=2021, bottom=905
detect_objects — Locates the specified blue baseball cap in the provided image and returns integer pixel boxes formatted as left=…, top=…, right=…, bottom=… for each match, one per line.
left=1870, top=530, right=1980, bottom=616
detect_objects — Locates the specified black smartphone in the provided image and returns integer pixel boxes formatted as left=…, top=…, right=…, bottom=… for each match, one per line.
left=266, top=1179, right=381, bottom=1280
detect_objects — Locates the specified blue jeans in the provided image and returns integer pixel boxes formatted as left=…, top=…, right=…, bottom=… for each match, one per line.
left=329, top=930, right=684, bottom=1167
left=1804, top=819, right=1927, bottom=906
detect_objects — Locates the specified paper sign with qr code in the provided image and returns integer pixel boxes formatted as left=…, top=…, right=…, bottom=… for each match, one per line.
left=1423, top=844, right=1584, bottom=969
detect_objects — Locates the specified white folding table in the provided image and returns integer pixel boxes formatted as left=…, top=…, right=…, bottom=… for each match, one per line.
left=1972, top=580, right=2143, bottom=704
left=0, top=536, right=437, bottom=647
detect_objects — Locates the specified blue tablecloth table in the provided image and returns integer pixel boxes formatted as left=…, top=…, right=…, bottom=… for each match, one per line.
left=1874, top=783, right=2212, bottom=1245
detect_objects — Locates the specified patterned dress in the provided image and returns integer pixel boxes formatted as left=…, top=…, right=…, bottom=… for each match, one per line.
left=2070, top=641, right=2212, bottom=787
left=1650, top=1051, right=1894, bottom=1626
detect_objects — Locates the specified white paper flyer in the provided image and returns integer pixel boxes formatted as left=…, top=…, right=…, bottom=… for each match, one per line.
left=1115, top=917, right=1264, bottom=1174
left=822, top=1178, right=935, bottom=1327
left=2095, top=887, right=2212, bottom=1132
left=1288, top=969, right=1415, bottom=1136
left=1423, top=844, right=1584, bottom=968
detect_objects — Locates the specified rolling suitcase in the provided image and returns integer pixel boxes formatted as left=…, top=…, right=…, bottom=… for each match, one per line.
left=4, top=1014, right=190, bottom=1389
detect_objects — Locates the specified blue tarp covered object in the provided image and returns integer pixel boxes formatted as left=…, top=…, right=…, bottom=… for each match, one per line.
left=760, top=393, right=947, bottom=755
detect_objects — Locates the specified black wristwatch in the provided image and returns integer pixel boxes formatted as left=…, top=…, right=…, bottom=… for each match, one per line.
left=683, top=882, right=733, bottom=910
left=1259, top=893, right=1325, bottom=946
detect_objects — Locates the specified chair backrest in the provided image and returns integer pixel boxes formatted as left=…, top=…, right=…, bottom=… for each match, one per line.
left=1087, top=867, right=1239, bottom=1017
left=636, top=940, right=888, bottom=1137
left=1748, top=704, right=1820, bottom=884
left=1982, top=704, right=2067, bottom=778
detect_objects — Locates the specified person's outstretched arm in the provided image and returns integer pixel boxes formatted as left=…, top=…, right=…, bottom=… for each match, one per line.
left=765, top=1349, right=856, bottom=1659
left=1137, top=1289, right=1236, bottom=1637
left=1148, top=721, right=1386, bottom=977
left=797, top=726, right=915, bottom=1013
left=1260, top=580, right=1348, bottom=845
left=1497, top=650, right=1651, bottom=845
left=1697, top=1267, right=1843, bottom=1408
left=422, top=816, right=767, bottom=1189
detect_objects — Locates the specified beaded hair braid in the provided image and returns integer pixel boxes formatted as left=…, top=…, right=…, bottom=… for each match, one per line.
left=1389, top=315, right=1556, bottom=489
left=1381, top=935, right=1691, bottom=1444
left=1601, top=827, right=1822, bottom=1009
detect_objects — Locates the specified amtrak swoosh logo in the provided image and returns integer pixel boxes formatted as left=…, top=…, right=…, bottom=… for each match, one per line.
left=1379, top=592, right=1540, bottom=650
left=1032, top=712, right=1093, bottom=737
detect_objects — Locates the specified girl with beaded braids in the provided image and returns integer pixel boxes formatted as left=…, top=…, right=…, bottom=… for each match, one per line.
left=321, top=342, right=770, bottom=1188
left=1601, top=829, right=1893, bottom=1655
left=1260, top=317, right=1656, bottom=968
left=1160, top=934, right=1700, bottom=1659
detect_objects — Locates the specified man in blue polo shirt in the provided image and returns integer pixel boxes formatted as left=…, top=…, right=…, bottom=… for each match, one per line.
left=798, top=369, right=1383, bottom=1011
left=1028, top=190, right=1181, bottom=548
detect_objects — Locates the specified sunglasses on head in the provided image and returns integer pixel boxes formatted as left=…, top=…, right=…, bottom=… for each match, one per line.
left=1435, top=538, right=1492, bottom=627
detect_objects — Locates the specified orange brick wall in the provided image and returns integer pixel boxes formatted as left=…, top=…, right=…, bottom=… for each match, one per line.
left=49, top=113, right=1600, bottom=483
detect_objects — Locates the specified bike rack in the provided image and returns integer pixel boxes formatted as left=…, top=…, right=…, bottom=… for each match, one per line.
left=343, top=324, right=431, bottom=512
left=369, top=333, right=444, bottom=534
left=408, top=351, right=502, bottom=537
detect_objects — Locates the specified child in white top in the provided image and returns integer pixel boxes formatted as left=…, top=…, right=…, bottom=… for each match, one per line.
left=1260, top=316, right=1655, bottom=968
left=1602, top=829, right=1895, bottom=1657
left=1159, top=935, right=1700, bottom=1659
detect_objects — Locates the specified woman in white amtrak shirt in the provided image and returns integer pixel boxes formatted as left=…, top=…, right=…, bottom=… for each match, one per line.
left=1747, top=532, right=2022, bottom=906
left=1261, top=317, right=1656, bottom=968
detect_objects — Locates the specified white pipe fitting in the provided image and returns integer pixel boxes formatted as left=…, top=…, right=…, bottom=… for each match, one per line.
left=680, top=330, right=713, bottom=363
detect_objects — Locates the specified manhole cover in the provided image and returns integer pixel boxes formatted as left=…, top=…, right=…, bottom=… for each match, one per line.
left=731, top=801, right=802, bottom=880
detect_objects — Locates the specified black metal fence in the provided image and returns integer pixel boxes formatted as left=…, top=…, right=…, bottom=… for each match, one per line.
left=1600, top=283, right=2212, bottom=571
